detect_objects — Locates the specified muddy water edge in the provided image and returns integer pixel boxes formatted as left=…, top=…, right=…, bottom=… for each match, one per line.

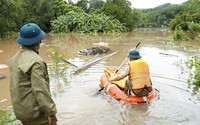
left=0, top=29, right=200, bottom=125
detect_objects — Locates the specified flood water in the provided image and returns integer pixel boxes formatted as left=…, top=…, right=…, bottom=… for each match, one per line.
left=1, top=29, right=200, bottom=125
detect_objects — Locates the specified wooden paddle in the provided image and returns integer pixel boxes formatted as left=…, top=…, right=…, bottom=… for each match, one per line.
left=94, top=42, right=140, bottom=95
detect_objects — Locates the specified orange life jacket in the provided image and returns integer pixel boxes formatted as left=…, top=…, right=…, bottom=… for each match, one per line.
left=128, top=58, right=151, bottom=90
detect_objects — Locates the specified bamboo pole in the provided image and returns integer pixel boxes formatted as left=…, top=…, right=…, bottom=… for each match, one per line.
left=72, top=51, right=118, bottom=73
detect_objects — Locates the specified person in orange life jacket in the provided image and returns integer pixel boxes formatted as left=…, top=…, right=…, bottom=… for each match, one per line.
left=108, top=50, right=152, bottom=96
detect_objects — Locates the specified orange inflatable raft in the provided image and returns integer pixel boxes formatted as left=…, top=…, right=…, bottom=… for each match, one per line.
left=100, top=68, right=158, bottom=104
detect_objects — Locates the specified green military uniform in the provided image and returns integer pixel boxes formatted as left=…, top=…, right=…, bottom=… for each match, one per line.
left=9, top=46, right=57, bottom=124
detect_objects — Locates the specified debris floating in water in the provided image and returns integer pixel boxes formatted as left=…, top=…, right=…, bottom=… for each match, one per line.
left=0, top=64, right=8, bottom=69
left=0, top=75, right=6, bottom=79
left=78, top=46, right=111, bottom=55
left=0, top=99, right=7, bottom=103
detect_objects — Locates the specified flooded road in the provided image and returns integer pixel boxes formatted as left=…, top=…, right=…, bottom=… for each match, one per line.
left=1, top=29, right=200, bottom=125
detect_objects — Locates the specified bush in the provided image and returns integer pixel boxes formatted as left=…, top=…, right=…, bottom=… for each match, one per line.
left=187, top=22, right=200, bottom=40
left=172, top=27, right=190, bottom=41
left=186, top=55, right=200, bottom=85
left=48, top=48, right=69, bottom=96
left=0, top=109, right=17, bottom=124
left=48, top=48, right=69, bottom=77
left=50, top=11, right=127, bottom=33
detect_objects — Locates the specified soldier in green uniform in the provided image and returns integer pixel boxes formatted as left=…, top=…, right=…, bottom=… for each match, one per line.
left=9, top=23, right=57, bottom=125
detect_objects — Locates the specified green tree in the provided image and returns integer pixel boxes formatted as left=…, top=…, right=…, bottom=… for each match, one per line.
left=66, top=0, right=75, bottom=4
left=170, top=10, right=200, bottom=30
left=169, top=0, right=200, bottom=30
left=88, top=0, right=105, bottom=13
left=19, top=0, right=54, bottom=32
left=51, top=0, right=84, bottom=18
left=101, top=0, right=134, bottom=31
left=146, top=4, right=185, bottom=28
left=76, top=0, right=89, bottom=12
left=132, top=8, right=147, bottom=28
left=0, top=0, right=21, bottom=38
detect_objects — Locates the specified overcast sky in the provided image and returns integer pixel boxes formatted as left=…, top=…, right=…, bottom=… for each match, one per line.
left=70, top=0, right=188, bottom=9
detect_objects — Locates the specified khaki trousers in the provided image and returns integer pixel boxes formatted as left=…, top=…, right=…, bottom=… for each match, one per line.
left=125, top=81, right=152, bottom=96
left=21, top=116, right=51, bottom=125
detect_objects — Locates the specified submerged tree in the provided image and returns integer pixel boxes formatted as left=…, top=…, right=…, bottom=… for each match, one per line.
left=186, top=55, right=200, bottom=85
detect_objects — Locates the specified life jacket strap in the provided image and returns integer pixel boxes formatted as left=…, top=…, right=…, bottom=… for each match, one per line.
left=129, top=72, right=149, bottom=77
left=130, top=82, right=151, bottom=88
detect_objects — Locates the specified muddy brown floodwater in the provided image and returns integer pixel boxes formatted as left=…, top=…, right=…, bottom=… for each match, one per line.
left=1, top=29, right=200, bottom=125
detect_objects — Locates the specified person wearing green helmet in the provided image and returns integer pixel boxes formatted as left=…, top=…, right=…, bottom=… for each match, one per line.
left=9, top=23, right=57, bottom=125
left=109, top=50, right=153, bottom=96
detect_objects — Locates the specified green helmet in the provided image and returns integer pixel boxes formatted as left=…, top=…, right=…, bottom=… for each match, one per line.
left=17, top=23, right=46, bottom=46
left=127, top=50, right=141, bottom=59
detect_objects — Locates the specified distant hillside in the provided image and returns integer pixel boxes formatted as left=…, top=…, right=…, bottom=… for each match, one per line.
left=138, top=0, right=197, bottom=28
left=141, top=3, right=172, bottom=13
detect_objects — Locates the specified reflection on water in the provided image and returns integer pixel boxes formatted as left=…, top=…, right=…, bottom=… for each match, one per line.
left=1, top=30, right=200, bottom=124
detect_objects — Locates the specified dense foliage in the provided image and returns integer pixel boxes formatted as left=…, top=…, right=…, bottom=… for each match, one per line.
left=51, top=11, right=127, bottom=33
left=0, top=0, right=143, bottom=38
left=145, top=4, right=185, bottom=28
left=100, top=0, right=134, bottom=31
left=141, top=0, right=200, bottom=30
left=170, top=0, right=200, bottom=30
left=1, top=0, right=200, bottom=38
left=171, top=22, right=200, bottom=41
left=0, top=0, right=21, bottom=38
left=52, top=0, right=84, bottom=18
left=0, top=0, right=54, bottom=38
